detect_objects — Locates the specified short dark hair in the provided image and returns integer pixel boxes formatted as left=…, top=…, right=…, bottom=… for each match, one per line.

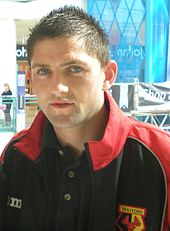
left=27, top=5, right=109, bottom=67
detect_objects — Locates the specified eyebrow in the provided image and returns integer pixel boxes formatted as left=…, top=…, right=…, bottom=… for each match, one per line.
left=32, top=60, right=86, bottom=69
left=31, top=64, right=50, bottom=68
left=60, top=60, right=86, bottom=67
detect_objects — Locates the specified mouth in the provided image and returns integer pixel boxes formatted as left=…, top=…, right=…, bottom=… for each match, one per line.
left=50, top=100, right=74, bottom=109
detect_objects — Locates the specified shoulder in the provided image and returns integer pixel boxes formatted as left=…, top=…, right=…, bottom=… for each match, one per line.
left=128, top=117, right=170, bottom=176
left=0, top=128, right=29, bottom=163
left=128, top=116, right=170, bottom=142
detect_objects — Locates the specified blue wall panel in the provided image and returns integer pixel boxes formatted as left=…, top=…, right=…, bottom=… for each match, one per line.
left=88, top=0, right=169, bottom=83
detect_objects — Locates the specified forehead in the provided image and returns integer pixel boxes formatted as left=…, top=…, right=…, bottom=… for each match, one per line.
left=32, top=37, right=83, bottom=58
left=31, top=37, right=99, bottom=65
left=33, top=37, right=84, bottom=53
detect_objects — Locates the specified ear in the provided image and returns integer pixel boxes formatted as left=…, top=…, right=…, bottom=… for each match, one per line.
left=103, top=60, right=118, bottom=90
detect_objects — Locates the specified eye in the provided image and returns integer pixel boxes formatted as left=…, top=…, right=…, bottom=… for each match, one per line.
left=69, top=65, right=83, bottom=73
left=37, top=67, right=50, bottom=76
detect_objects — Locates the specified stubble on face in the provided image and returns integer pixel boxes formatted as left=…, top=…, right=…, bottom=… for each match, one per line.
left=31, top=37, right=106, bottom=130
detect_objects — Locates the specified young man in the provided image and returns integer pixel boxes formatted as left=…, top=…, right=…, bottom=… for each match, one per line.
left=0, top=5, right=170, bottom=231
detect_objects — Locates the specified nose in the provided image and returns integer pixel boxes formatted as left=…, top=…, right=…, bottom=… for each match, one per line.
left=50, top=73, right=69, bottom=93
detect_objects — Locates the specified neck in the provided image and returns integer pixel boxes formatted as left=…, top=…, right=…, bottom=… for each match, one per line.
left=53, top=104, right=109, bottom=159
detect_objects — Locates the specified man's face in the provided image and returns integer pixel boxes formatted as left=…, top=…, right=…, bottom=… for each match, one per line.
left=31, top=37, right=108, bottom=128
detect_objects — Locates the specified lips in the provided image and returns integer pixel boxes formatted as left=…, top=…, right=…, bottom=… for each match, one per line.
left=50, top=100, right=74, bottom=108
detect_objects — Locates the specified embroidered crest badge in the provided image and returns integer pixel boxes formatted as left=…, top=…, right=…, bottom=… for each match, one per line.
left=116, top=204, right=147, bottom=231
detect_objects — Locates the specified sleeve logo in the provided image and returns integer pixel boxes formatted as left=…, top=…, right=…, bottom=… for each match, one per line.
left=7, top=196, right=22, bottom=209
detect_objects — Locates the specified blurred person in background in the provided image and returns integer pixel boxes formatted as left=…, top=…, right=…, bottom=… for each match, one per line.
left=1, top=83, right=12, bottom=126
left=0, top=5, right=170, bottom=231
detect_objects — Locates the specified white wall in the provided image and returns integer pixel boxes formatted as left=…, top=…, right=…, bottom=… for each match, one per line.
left=0, top=0, right=87, bottom=20
left=0, top=132, right=13, bottom=154
left=0, top=19, right=16, bottom=96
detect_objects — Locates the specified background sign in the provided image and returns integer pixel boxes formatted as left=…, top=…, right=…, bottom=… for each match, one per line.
left=16, top=45, right=27, bottom=61
left=111, top=82, right=170, bottom=112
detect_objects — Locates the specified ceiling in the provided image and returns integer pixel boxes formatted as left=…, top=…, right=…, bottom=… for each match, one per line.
left=0, top=1, right=53, bottom=45
left=15, top=19, right=37, bottom=44
left=0, top=0, right=38, bottom=2
left=0, top=0, right=86, bottom=44
left=0, top=0, right=40, bottom=44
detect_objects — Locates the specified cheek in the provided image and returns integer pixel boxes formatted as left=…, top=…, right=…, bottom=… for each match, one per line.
left=78, top=84, right=103, bottom=105
left=32, top=80, right=46, bottom=95
left=32, top=83, right=39, bottom=95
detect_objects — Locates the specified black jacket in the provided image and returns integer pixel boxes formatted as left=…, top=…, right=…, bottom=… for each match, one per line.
left=0, top=92, right=170, bottom=231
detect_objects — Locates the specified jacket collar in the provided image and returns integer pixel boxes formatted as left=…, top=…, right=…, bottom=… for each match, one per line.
left=88, top=92, right=131, bottom=170
left=13, top=91, right=131, bottom=170
left=13, top=112, right=47, bottom=160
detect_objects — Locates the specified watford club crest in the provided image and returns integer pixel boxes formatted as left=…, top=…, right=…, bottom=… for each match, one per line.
left=116, top=204, right=147, bottom=230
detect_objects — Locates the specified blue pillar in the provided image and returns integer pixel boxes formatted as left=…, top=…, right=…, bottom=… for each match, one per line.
left=145, top=0, right=169, bottom=82
left=167, top=24, right=170, bottom=81
left=166, top=1, right=170, bottom=81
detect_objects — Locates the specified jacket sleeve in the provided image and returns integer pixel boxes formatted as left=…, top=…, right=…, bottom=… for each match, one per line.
left=167, top=182, right=170, bottom=230
left=0, top=162, right=6, bottom=230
